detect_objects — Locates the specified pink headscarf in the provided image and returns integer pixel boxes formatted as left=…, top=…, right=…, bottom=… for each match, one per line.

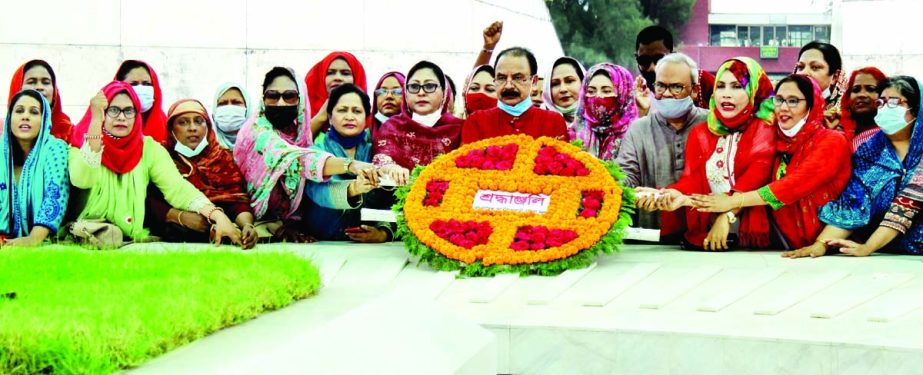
left=570, top=63, right=638, bottom=160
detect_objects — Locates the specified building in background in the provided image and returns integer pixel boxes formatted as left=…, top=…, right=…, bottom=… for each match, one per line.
left=679, top=0, right=833, bottom=79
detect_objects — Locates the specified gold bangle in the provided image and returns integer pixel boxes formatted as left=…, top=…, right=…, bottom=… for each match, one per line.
left=738, top=194, right=745, bottom=209
left=205, top=206, right=224, bottom=224
left=176, top=212, right=186, bottom=228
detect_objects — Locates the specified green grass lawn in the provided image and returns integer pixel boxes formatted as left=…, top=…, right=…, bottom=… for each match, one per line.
left=0, top=246, right=321, bottom=375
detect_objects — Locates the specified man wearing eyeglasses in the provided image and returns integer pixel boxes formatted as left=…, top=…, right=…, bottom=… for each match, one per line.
left=616, top=53, right=707, bottom=233
left=461, top=47, right=568, bottom=144
left=633, top=26, right=674, bottom=118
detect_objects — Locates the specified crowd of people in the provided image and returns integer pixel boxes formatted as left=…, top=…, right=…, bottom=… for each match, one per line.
left=1, top=22, right=920, bottom=258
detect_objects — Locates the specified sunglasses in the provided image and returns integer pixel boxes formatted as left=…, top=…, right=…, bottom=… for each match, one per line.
left=636, top=54, right=665, bottom=68
left=263, top=90, right=299, bottom=104
left=375, top=88, right=403, bottom=97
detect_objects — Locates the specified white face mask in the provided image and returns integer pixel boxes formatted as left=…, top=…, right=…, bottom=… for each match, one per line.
left=214, top=105, right=247, bottom=132
left=173, top=127, right=209, bottom=158
left=374, top=112, right=390, bottom=124
left=132, top=85, right=155, bottom=113
left=875, top=106, right=914, bottom=135
left=412, top=111, right=442, bottom=127
left=652, top=96, right=694, bottom=119
left=780, top=116, right=808, bottom=137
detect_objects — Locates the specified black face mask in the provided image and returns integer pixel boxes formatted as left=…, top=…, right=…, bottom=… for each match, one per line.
left=264, top=105, right=298, bottom=129
left=641, top=70, right=657, bottom=92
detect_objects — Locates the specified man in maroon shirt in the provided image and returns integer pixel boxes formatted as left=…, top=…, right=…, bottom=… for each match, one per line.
left=461, top=47, right=569, bottom=144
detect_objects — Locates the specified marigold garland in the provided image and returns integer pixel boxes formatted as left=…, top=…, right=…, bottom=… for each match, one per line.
left=395, top=135, right=634, bottom=277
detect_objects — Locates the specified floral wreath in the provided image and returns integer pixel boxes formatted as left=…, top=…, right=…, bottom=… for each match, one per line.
left=394, top=135, right=634, bottom=277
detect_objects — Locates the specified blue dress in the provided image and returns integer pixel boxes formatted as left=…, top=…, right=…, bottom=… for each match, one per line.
left=818, top=117, right=923, bottom=254
left=0, top=91, right=70, bottom=238
left=303, top=131, right=393, bottom=240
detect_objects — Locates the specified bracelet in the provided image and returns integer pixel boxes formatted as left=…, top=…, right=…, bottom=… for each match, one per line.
left=815, top=238, right=828, bottom=248
left=482, top=48, right=494, bottom=53
left=737, top=194, right=745, bottom=209
left=177, top=212, right=186, bottom=228
left=205, top=206, right=224, bottom=224
left=85, top=133, right=102, bottom=141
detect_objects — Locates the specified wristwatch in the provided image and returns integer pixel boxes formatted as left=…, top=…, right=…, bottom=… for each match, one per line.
left=725, top=211, right=738, bottom=224
left=341, top=158, right=354, bottom=174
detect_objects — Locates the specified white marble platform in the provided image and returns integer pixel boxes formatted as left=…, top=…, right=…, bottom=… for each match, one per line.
left=126, top=243, right=923, bottom=375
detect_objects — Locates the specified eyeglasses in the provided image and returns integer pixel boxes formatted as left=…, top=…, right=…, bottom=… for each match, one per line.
left=654, top=82, right=687, bottom=95
left=406, top=83, right=440, bottom=94
left=375, top=88, right=403, bottom=97
left=772, top=96, right=807, bottom=108
left=263, top=90, right=299, bottom=104
left=636, top=54, right=665, bottom=68
left=876, top=98, right=909, bottom=109
left=175, top=116, right=207, bottom=127
left=106, top=106, right=136, bottom=119
left=495, top=73, right=532, bottom=86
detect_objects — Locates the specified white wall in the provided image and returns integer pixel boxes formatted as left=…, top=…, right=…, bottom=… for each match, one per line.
left=834, top=0, right=923, bottom=78
left=0, top=0, right=563, bottom=118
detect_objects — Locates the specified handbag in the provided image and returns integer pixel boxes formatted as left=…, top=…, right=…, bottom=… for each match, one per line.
left=70, top=219, right=124, bottom=249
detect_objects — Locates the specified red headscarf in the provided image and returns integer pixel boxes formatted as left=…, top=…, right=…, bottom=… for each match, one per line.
left=839, top=67, right=886, bottom=141
left=776, top=75, right=826, bottom=155
left=164, top=99, right=250, bottom=205
left=114, top=60, right=168, bottom=144
left=71, top=81, right=145, bottom=174
left=304, top=52, right=367, bottom=118
left=696, top=69, right=715, bottom=110
left=8, top=60, right=73, bottom=142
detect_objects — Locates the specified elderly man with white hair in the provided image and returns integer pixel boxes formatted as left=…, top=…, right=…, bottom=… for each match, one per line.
left=615, top=53, right=709, bottom=231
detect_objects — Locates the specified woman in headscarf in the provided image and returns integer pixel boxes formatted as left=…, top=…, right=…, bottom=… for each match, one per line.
left=0, top=90, right=69, bottom=246
left=69, top=81, right=241, bottom=245
left=839, top=67, right=887, bottom=150
left=8, top=60, right=73, bottom=142
left=305, top=51, right=368, bottom=137
left=639, top=57, right=777, bottom=251
left=568, top=63, right=638, bottom=160
left=542, top=57, right=586, bottom=124
left=234, top=67, right=376, bottom=243
left=372, top=60, right=462, bottom=176
left=306, top=84, right=406, bottom=242
left=462, top=65, right=497, bottom=118
left=211, top=82, right=252, bottom=150
left=114, top=60, right=168, bottom=143
left=146, top=99, right=257, bottom=249
left=784, top=76, right=923, bottom=258
left=794, top=41, right=845, bottom=131
left=370, top=71, right=405, bottom=137
left=691, top=74, right=851, bottom=249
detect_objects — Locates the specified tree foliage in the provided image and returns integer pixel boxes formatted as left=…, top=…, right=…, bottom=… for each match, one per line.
left=546, top=0, right=695, bottom=68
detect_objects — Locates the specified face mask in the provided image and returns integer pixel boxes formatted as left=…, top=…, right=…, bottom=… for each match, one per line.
left=374, top=112, right=390, bottom=124
left=214, top=105, right=247, bottom=132
left=640, top=71, right=657, bottom=91
left=652, top=96, right=694, bottom=119
left=465, top=92, right=497, bottom=114
left=264, top=105, right=299, bottom=128
left=554, top=103, right=579, bottom=115
left=132, top=85, right=155, bottom=113
left=173, top=127, right=209, bottom=158
left=875, top=106, right=914, bottom=135
left=586, top=96, right=619, bottom=119
left=780, top=116, right=808, bottom=137
left=498, top=97, right=532, bottom=117
left=412, top=111, right=442, bottom=127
